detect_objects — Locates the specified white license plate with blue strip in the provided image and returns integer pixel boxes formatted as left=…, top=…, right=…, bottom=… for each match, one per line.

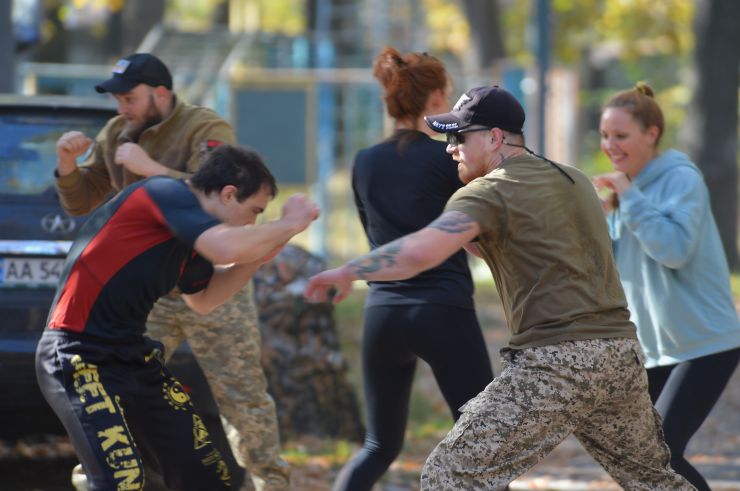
left=0, top=257, right=65, bottom=287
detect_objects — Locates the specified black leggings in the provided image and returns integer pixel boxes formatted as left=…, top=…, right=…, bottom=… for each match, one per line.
left=647, top=347, right=740, bottom=491
left=332, top=304, right=494, bottom=491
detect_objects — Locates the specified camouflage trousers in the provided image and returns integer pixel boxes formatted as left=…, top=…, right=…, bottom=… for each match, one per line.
left=421, top=338, right=697, bottom=491
left=147, top=284, right=290, bottom=491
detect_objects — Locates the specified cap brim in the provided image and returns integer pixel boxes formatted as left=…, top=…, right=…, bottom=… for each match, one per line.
left=424, top=112, right=472, bottom=133
left=95, top=76, right=138, bottom=94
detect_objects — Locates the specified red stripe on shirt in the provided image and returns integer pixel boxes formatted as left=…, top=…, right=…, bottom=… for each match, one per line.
left=48, top=187, right=171, bottom=332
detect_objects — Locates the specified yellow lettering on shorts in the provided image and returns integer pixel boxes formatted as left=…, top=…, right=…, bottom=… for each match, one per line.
left=84, top=389, right=117, bottom=414
left=98, top=422, right=142, bottom=489
left=202, top=449, right=231, bottom=485
left=99, top=423, right=142, bottom=490
left=70, top=357, right=116, bottom=414
left=113, top=467, right=143, bottom=491
left=105, top=447, right=137, bottom=469
left=70, top=357, right=142, bottom=489
left=216, top=459, right=231, bottom=484
left=192, top=414, right=211, bottom=449
left=97, top=426, right=130, bottom=451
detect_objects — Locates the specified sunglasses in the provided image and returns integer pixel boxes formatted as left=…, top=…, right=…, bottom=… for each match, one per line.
left=446, top=127, right=491, bottom=146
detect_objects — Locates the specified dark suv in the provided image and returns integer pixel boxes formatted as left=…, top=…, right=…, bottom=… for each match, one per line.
left=0, top=94, right=244, bottom=485
left=0, top=95, right=117, bottom=436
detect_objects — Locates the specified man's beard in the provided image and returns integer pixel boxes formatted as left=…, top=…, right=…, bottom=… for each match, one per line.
left=124, top=94, right=164, bottom=142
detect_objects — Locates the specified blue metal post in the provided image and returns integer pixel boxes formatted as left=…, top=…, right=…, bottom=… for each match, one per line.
left=311, top=0, right=335, bottom=258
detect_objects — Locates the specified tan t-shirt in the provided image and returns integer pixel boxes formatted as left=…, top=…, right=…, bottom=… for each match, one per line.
left=55, top=97, right=236, bottom=216
left=445, top=154, right=636, bottom=349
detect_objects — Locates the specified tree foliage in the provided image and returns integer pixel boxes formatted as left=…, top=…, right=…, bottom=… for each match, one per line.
left=423, top=0, right=470, bottom=56
left=158, top=0, right=304, bottom=33
left=499, top=0, right=693, bottom=65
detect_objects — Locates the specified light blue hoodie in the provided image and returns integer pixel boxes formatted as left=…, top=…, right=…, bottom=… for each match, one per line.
left=607, top=149, right=740, bottom=368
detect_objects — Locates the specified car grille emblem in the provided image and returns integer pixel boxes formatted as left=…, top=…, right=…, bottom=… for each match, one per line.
left=41, top=213, right=76, bottom=234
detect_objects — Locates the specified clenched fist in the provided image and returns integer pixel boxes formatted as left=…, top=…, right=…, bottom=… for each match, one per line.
left=114, top=143, right=163, bottom=177
left=56, top=131, right=94, bottom=176
left=280, top=193, right=321, bottom=234
left=57, top=131, right=93, bottom=159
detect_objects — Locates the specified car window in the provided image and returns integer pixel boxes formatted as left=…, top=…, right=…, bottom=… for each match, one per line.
left=0, top=112, right=111, bottom=195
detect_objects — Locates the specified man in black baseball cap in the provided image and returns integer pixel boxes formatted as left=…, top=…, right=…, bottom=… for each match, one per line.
left=304, top=85, right=695, bottom=490
left=424, top=85, right=525, bottom=134
left=55, top=51, right=292, bottom=491
left=424, top=85, right=574, bottom=184
left=95, top=52, right=172, bottom=94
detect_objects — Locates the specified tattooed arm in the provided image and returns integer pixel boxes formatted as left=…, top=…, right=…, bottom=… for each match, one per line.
left=304, top=211, right=480, bottom=303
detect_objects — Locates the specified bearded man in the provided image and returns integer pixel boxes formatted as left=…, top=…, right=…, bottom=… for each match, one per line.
left=55, top=53, right=291, bottom=491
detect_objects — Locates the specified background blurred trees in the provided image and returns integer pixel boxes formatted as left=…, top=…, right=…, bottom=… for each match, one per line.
left=10, top=0, right=739, bottom=266
left=460, top=0, right=505, bottom=72
left=16, top=0, right=163, bottom=63
left=491, top=0, right=738, bottom=267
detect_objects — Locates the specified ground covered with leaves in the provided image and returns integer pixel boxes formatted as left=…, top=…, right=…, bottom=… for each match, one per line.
left=3, top=280, right=740, bottom=490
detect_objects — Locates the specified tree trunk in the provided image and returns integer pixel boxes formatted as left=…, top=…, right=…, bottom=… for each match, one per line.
left=253, top=246, right=364, bottom=442
left=212, top=0, right=230, bottom=28
left=104, top=10, right=124, bottom=58
left=683, top=0, right=740, bottom=269
left=122, top=0, right=166, bottom=53
left=461, top=0, right=506, bottom=73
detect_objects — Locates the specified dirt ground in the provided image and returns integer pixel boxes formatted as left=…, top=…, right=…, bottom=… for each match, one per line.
left=285, top=281, right=740, bottom=491
left=283, top=280, right=740, bottom=491
left=3, top=281, right=740, bottom=491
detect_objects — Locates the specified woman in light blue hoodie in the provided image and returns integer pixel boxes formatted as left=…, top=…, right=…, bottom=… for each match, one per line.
left=593, top=82, right=740, bottom=491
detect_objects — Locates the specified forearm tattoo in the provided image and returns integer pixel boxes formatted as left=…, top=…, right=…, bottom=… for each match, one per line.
left=428, top=211, right=477, bottom=234
left=348, top=238, right=405, bottom=279
left=346, top=212, right=476, bottom=280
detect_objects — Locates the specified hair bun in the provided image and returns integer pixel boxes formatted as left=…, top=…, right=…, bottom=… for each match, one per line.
left=634, top=81, right=655, bottom=98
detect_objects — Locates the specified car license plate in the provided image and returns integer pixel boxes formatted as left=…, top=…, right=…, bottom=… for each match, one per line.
left=0, top=257, right=64, bottom=288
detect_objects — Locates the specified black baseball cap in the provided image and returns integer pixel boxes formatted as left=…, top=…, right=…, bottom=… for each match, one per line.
left=425, top=85, right=525, bottom=134
left=95, top=53, right=173, bottom=94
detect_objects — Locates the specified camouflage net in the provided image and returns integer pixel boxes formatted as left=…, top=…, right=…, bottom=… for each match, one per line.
left=253, top=245, right=363, bottom=442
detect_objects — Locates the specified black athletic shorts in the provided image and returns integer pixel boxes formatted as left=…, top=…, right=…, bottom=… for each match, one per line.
left=35, top=330, right=231, bottom=491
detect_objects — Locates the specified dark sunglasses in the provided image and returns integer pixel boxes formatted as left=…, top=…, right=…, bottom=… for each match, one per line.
left=446, top=127, right=491, bottom=146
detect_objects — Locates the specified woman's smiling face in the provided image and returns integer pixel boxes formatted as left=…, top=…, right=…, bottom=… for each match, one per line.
left=600, top=107, right=659, bottom=178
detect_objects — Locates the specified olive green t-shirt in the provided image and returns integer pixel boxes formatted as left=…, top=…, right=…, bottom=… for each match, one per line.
left=445, top=154, right=636, bottom=349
